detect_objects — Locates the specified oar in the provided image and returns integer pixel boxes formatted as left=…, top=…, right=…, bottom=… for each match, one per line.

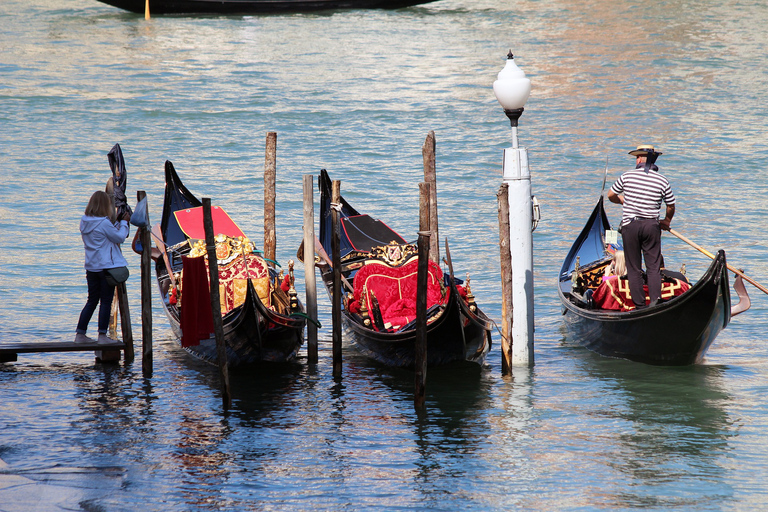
left=668, top=228, right=768, bottom=296
left=151, top=224, right=176, bottom=287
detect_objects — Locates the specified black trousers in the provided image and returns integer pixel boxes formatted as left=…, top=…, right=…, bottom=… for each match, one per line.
left=76, top=270, right=116, bottom=334
left=621, top=219, right=662, bottom=307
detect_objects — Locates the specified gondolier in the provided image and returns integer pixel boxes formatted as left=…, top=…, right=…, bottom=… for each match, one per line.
left=607, top=144, right=676, bottom=309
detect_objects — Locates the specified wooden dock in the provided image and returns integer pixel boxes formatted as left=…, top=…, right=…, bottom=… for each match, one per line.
left=0, top=341, right=126, bottom=363
left=0, top=281, right=134, bottom=364
left=0, top=200, right=156, bottom=367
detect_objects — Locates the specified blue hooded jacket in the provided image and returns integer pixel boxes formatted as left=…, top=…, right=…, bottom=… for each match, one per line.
left=80, top=216, right=130, bottom=271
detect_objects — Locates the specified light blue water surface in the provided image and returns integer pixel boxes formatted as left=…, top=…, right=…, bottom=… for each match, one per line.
left=1, top=0, right=768, bottom=509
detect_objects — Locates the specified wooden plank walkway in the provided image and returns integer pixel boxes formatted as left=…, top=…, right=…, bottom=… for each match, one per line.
left=0, top=341, right=126, bottom=362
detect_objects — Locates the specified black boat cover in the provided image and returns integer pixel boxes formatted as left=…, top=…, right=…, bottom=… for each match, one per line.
left=107, top=143, right=132, bottom=218
left=341, top=215, right=406, bottom=254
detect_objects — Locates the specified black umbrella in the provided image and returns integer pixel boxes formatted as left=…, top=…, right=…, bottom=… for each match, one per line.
left=107, top=143, right=133, bottom=218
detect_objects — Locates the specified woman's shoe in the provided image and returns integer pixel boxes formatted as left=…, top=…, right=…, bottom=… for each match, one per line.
left=97, top=334, right=117, bottom=345
left=74, top=333, right=96, bottom=344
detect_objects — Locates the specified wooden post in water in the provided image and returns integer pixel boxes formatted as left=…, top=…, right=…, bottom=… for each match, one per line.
left=497, top=184, right=513, bottom=373
left=422, top=131, right=439, bottom=264
left=264, top=132, right=277, bottom=267
left=203, top=198, right=231, bottom=410
left=331, top=180, right=342, bottom=378
left=144, top=0, right=150, bottom=19
left=414, top=182, right=431, bottom=409
left=109, top=292, right=118, bottom=339
left=303, top=175, right=319, bottom=364
left=115, top=281, right=133, bottom=363
left=139, top=190, right=157, bottom=370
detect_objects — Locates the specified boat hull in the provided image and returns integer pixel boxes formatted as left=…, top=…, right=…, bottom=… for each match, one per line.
left=560, top=260, right=729, bottom=365
left=96, top=0, right=434, bottom=14
left=558, top=196, right=731, bottom=366
left=317, top=169, right=492, bottom=369
left=157, top=160, right=305, bottom=367
left=328, top=273, right=491, bottom=368
left=158, top=277, right=305, bottom=366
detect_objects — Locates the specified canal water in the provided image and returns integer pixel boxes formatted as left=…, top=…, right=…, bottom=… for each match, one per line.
left=2, top=0, right=768, bottom=509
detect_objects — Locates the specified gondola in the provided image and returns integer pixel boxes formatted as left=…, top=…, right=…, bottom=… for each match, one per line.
left=94, top=0, right=435, bottom=15
left=153, top=160, right=306, bottom=366
left=310, top=169, right=493, bottom=368
left=558, top=193, right=735, bottom=365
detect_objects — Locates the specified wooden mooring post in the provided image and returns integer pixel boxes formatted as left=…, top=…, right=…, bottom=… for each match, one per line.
left=264, top=132, right=277, bottom=266
left=331, top=180, right=342, bottom=378
left=497, top=184, right=513, bottom=373
left=303, top=174, right=319, bottom=364
left=414, top=182, right=431, bottom=409
left=101, top=281, right=133, bottom=364
left=422, top=131, right=439, bottom=264
left=138, top=190, right=151, bottom=374
left=203, top=198, right=231, bottom=411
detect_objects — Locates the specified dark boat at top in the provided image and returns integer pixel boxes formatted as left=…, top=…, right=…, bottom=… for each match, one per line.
left=558, top=192, right=748, bottom=366
left=95, top=0, right=434, bottom=15
left=310, top=169, right=493, bottom=368
left=153, top=160, right=306, bottom=366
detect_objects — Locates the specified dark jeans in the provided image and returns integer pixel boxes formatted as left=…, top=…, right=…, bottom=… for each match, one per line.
left=621, top=218, right=662, bottom=307
left=76, top=270, right=116, bottom=334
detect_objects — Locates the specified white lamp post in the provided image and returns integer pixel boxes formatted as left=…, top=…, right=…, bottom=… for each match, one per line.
left=494, top=51, right=535, bottom=367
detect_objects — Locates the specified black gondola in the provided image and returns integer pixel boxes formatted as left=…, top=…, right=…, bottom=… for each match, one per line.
left=311, top=169, right=492, bottom=368
left=558, top=194, right=734, bottom=365
left=94, top=0, right=435, bottom=15
left=154, top=160, right=306, bottom=366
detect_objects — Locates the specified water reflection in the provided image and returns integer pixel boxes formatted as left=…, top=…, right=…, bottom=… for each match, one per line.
left=172, top=407, right=233, bottom=508
left=571, top=350, right=734, bottom=508
left=73, top=364, right=145, bottom=456
left=346, top=356, right=492, bottom=501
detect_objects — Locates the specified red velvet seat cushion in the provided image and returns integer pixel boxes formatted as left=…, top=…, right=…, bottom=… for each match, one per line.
left=593, top=275, right=690, bottom=311
left=351, top=259, right=447, bottom=330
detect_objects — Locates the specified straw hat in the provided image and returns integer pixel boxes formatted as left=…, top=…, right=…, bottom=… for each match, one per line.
left=629, top=144, right=662, bottom=157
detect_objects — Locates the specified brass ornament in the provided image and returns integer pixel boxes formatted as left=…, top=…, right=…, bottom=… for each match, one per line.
left=368, top=241, right=418, bottom=267
left=288, top=260, right=299, bottom=312
left=188, top=235, right=256, bottom=265
left=465, top=273, right=477, bottom=312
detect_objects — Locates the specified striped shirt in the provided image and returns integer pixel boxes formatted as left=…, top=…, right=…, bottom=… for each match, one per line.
left=610, top=167, right=675, bottom=227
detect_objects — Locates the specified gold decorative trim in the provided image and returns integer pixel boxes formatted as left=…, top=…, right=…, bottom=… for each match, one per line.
left=188, top=235, right=256, bottom=265
left=368, top=242, right=418, bottom=267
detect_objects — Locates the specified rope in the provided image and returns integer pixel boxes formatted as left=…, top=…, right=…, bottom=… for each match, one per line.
left=264, top=258, right=281, bottom=268
left=290, top=312, right=322, bottom=328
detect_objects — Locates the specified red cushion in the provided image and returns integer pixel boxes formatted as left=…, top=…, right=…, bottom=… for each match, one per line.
left=593, top=275, right=691, bottom=311
left=352, top=259, right=446, bottom=329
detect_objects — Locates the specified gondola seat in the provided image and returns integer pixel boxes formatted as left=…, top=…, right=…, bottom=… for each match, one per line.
left=349, top=259, right=447, bottom=330
left=593, top=275, right=691, bottom=311
left=178, top=253, right=272, bottom=314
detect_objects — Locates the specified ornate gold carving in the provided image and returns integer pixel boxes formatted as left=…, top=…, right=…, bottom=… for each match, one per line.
left=465, top=272, right=477, bottom=312
left=288, top=260, right=299, bottom=312
left=368, top=241, right=418, bottom=267
left=188, top=235, right=256, bottom=265
left=360, top=286, right=371, bottom=327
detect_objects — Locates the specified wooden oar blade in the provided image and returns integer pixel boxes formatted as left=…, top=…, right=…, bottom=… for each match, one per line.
left=669, top=228, right=768, bottom=296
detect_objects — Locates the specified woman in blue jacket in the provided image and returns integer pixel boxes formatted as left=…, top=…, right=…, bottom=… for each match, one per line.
left=75, top=191, right=131, bottom=344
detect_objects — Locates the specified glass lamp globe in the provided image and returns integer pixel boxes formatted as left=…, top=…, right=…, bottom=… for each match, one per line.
left=493, top=51, right=531, bottom=126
